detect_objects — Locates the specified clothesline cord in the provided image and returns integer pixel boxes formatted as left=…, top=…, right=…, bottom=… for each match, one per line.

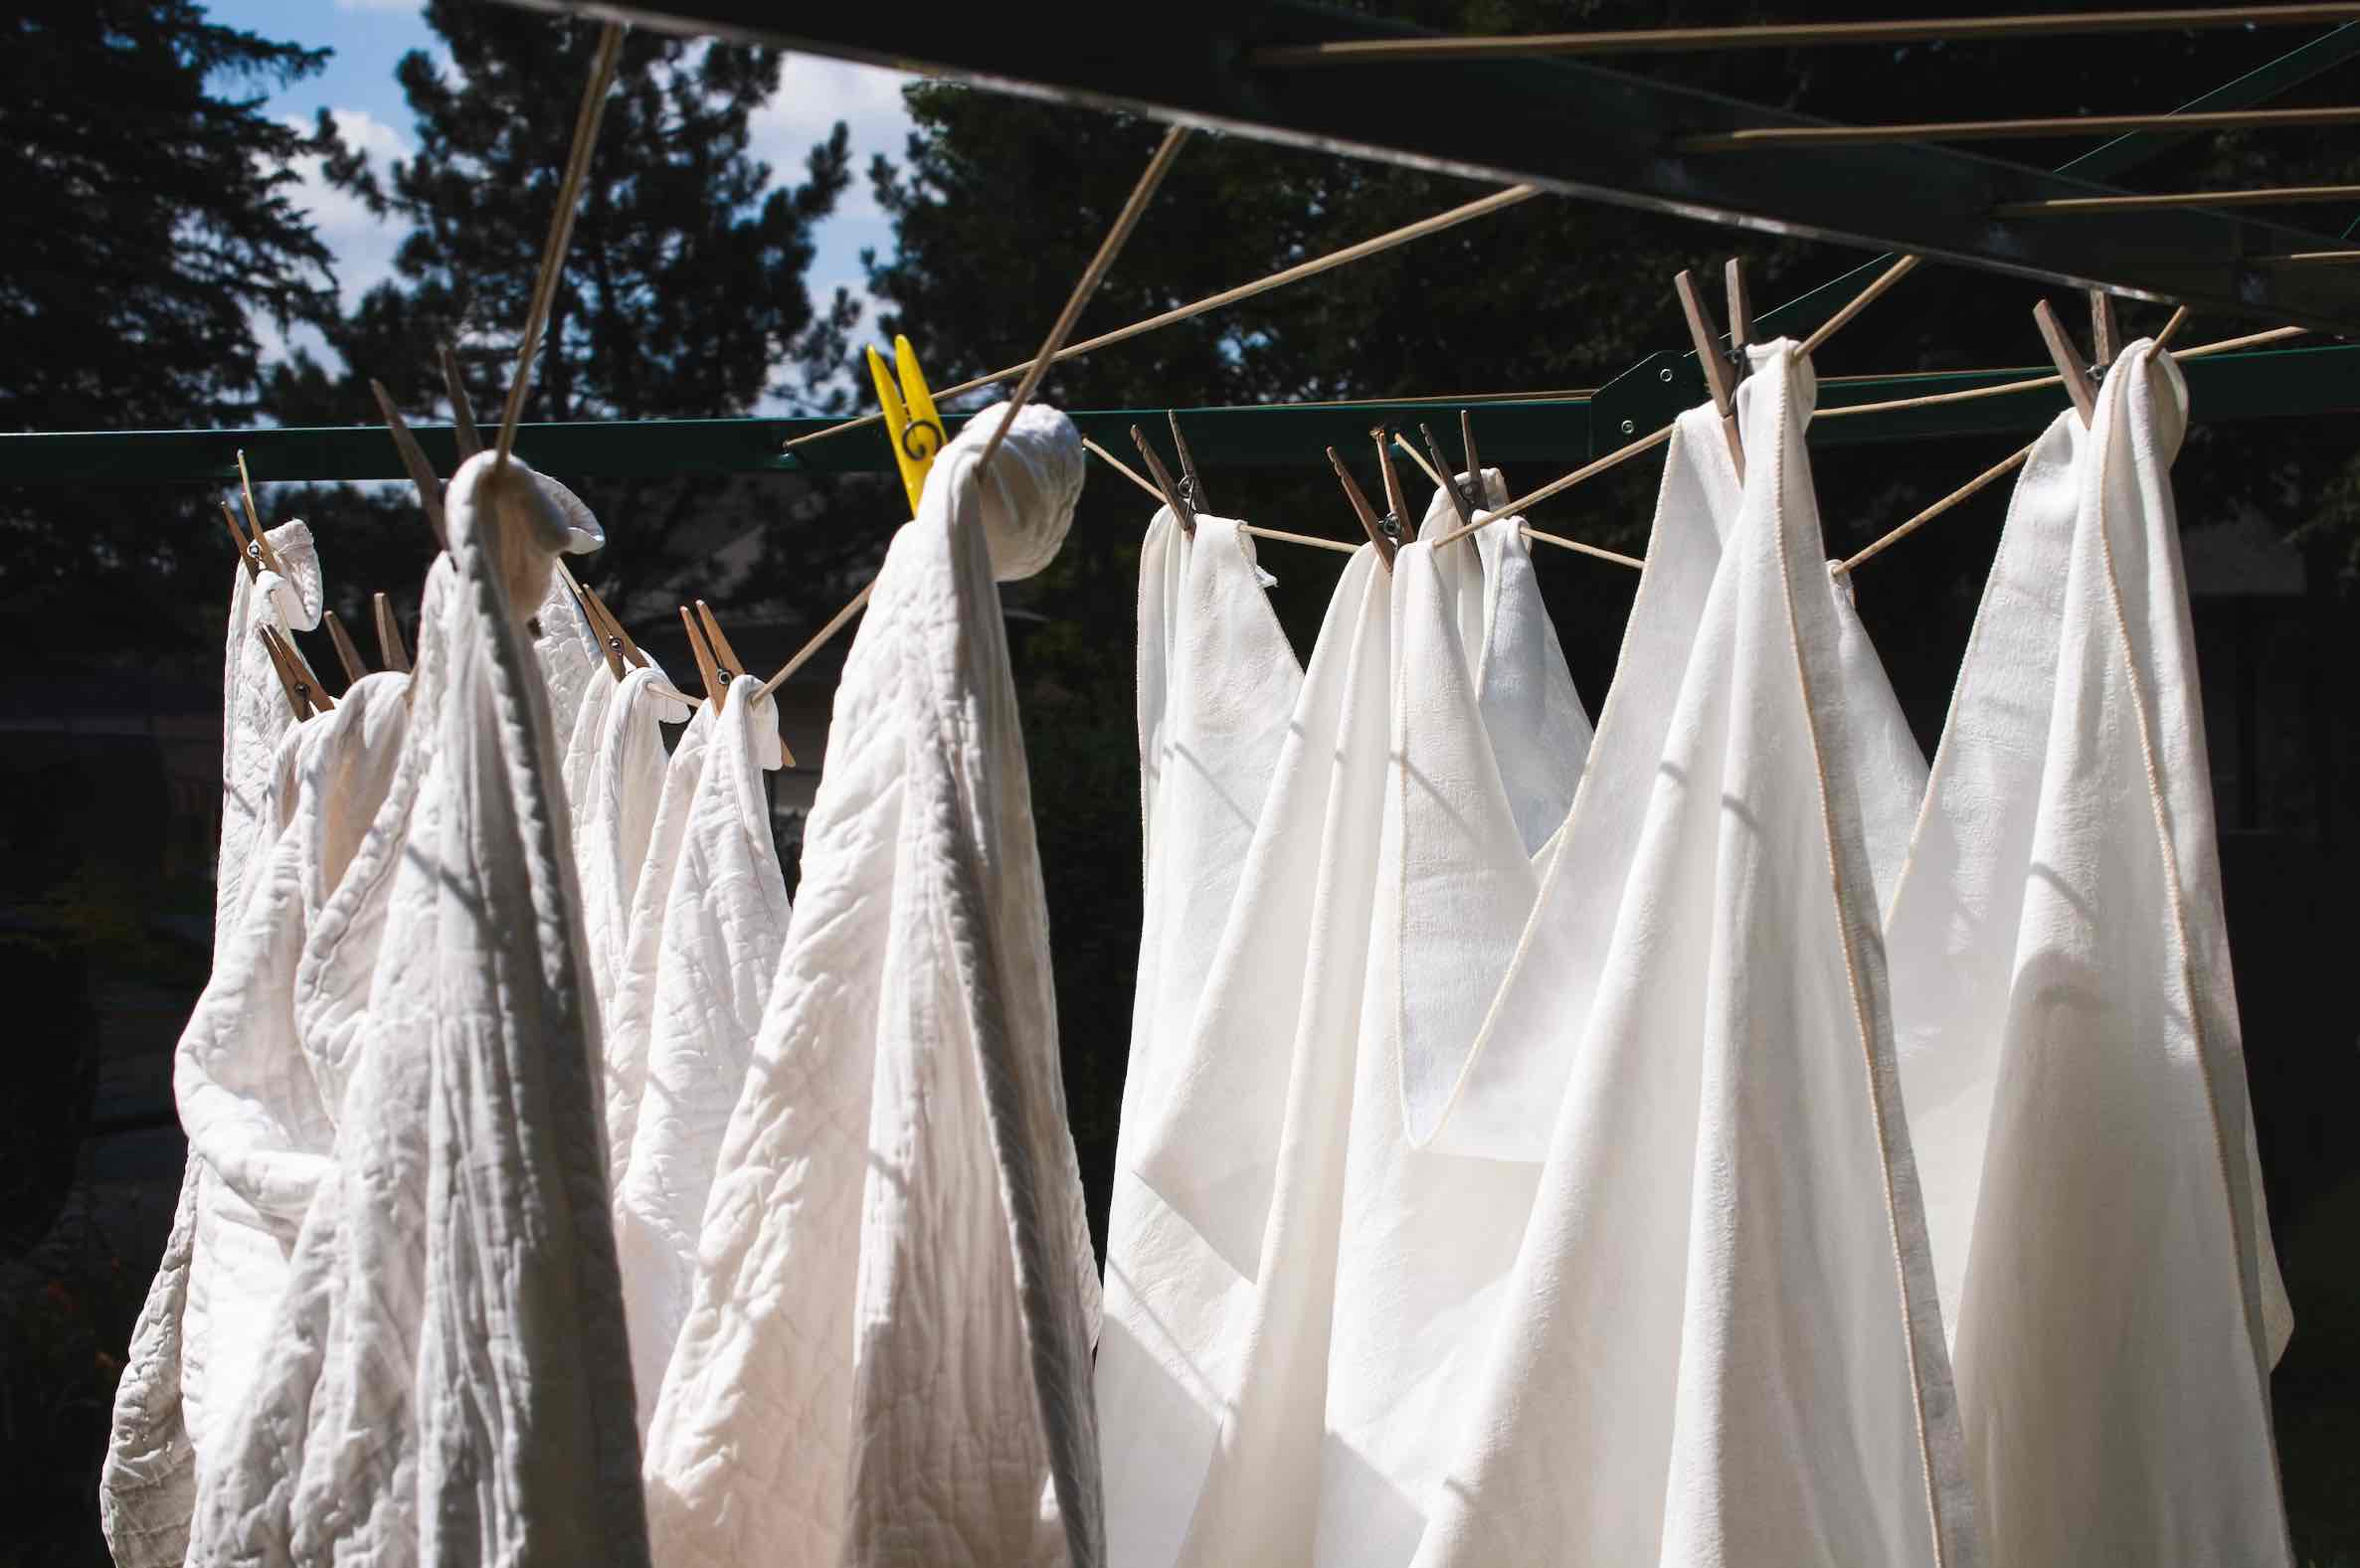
left=499, top=23, right=624, bottom=464
left=1841, top=317, right=2304, bottom=572
left=780, top=184, right=1543, bottom=453
left=980, top=126, right=1192, bottom=471
left=1082, top=438, right=1357, bottom=554
left=764, top=132, right=1189, bottom=697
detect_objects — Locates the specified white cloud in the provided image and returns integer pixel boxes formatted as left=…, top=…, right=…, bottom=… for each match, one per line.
left=275, top=106, right=412, bottom=327
left=746, top=56, right=917, bottom=384
left=747, top=55, right=916, bottom=230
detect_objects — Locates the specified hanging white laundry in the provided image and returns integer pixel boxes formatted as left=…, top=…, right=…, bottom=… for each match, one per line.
left=189, top=451, right=646, bottom=1566
left=1884, top=408, right=2085, bottom=1332
left=643, top=403, right=1100, bottom=1568
left=1412, top=342, right=1976, bottom=1568
left=100, top=519, right=323, bottom=1568
left=1313, top=412, right=1739, bottom=1568
left=169, top=672, right=411, bottom=1480
left=573, top=665, right=691, bottom=1039
left=1823, top=562, right=1930, bottom=915
left=1091, top=518, right=1393, bottom=1568
left=533, top=566, right=608, bottom=745
left=1887, top=341, right=2292, bottom=1564
left=1097, top=507, right=1305, bottom=1566
left=1415, top=469, right=1594, bottom=853
left=612, top=673, right=792, bottom=1427
left=602, top=703, right=711, bottom=1183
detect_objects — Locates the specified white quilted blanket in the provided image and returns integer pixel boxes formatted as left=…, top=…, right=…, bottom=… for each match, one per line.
left=173, top=672, right=410, bottom=1468
left=101, top=520, right=323, bottom=1568
left=613, top=673, right=791, bottom=1428
left=643, top=402, right=1102, bottom=1568
left=187, top=452, right=648, bottom=1565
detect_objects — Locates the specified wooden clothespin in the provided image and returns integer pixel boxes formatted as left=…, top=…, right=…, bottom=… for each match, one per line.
left=1725, top=257, right=1753, bottom=360
left=1327, top=446, right=1396, bottom=570
left=1459, top=410, right=1483, bottom=496
left=1371, top=426, right=1413, bottom=543
left=1166, top=411, right=1208, bottom=515
left=258, top=624, right=331, bottom=718
left=679, top=606, right=726, bottom=710
left=1420, top=423, right=1478, bottom=531
left=1675, top=267, right=1745, bottom=479
left=2087, top=288, right=2121, bottom=372
left=866, top=334, right=946, bottom=517
left=1129, top=424, right=1196, bottom=535
left=565, top=570, right=628, bottom=679
left=322, top=610, right=369, bottom=686
left=234, top=449, right=288, bottom=577
left=2034, top=298, right=2098, bottom=427
left=696, top=600, right=796, bottom=763
left=579, top=574, right=646, bottom=669
left=441, top=343, right=484, bottom=460
left=220, top=500, right=262, bottom=582
left=370, top=380, right=451, bottom=549
left=372, top=592, right=411, bottom=675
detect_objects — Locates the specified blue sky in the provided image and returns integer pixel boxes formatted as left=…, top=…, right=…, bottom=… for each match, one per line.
left=212, top=0, right=917, bottom=381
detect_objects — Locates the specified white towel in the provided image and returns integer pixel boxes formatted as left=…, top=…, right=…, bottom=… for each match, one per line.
left=1098, top=508, right=1305, bottom=1567
left=603, top=704, right=712, bottom=1185
left=1094, top=527, right=1394, bottom=1567
left=170, top=672, right=411, bottom=1473
left=575, top=664, right=692, bottom=1030
left=1314, top=412, right=1738, bottom=1567
left=189, top=452, right=648, bottom=1565
left=1888, top=340, right=2293, bottom=1564
left=643, top=403, right=1100, bottom=1568
left=613, top=673, right=792, bottom=1430
left=1414, top=469, right=1594, bottom=853
left=1412, top=342, right=1976, bottom=1568
left=101, top=519, right=323, bottom=1568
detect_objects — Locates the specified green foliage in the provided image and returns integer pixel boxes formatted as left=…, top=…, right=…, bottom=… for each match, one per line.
left=0, top=0, right=349, bottom=639
left=261, top=1, right=865, bottom=624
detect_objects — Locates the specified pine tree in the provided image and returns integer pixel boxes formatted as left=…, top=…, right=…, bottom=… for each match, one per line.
left=267, top=1, right=863, bottom=610
left=0, top=0, right=346, bottom=618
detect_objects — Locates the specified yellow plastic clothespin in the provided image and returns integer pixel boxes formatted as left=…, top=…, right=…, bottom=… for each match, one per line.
left=864, top=333, right=946, bottom=516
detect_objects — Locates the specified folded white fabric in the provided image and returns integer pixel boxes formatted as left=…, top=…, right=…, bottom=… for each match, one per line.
left=1414, top=469, right=1594, bottom=853
left=533, top=567, right=608, bottom=747
left=573, top=664, right=688, bottom=1090
left=1413, top=342, right=1976, bottom=1568
left=602, top=703, right=711, bottom=1184
left=101, top=519, right=323, bottom=1568
left=643, top=403, right=1101, bottom=1568
left=170, top=672, right=411, bottom=1470
left=1093, top=527, right=1394, bottom=1567
left=613, top=673, right=791, bottom=1429
left=189, top=452, right=648, bottom=1565
left=1315, top=411, right=1738, bottom=1567
left=1097, top=508, right=1306, bottom=1566
left=1887, top=341, right=2292, bottom=1564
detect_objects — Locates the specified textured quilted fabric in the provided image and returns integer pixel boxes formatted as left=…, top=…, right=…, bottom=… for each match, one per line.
left=643, top=403, right=1101, bottom=1568
left=172, top=674, right=410, bottom=1475
left=613, top=674, right=792, bottom=1427
left=101, top=520, right=323, bottom=1568
left=187, top=453, right=648, bottom=1565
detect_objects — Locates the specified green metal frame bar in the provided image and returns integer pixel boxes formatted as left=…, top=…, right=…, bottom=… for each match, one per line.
left=511, top=0, right=2360, bottom=332
left=7, top=345, right=2354, bottom=484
